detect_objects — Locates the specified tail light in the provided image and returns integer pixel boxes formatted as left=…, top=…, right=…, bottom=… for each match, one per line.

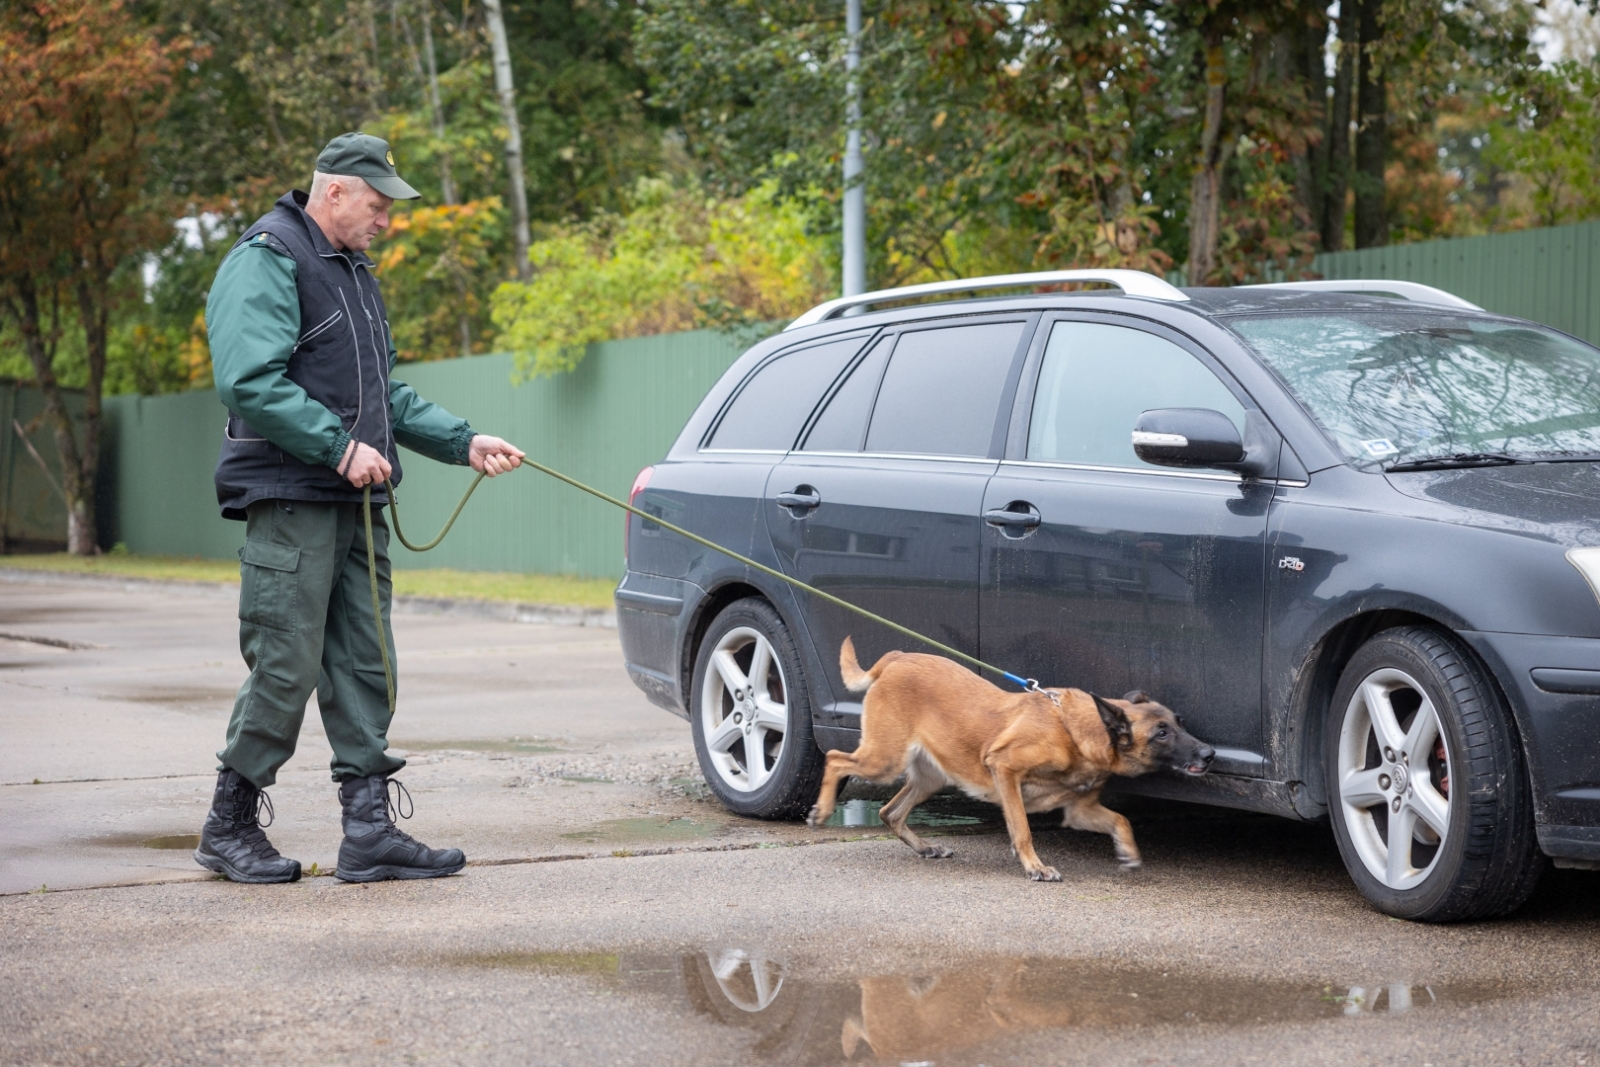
left=625, top=465, right=654, bottom=565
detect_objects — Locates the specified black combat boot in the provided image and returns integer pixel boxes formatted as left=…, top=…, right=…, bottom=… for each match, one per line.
left=194, top=769, right=302, bottom=883
left=335, top=775, right=465, bottom=882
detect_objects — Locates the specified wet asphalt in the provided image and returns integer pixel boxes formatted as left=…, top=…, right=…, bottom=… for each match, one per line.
left=2, top=571, right=1598, bottom=1067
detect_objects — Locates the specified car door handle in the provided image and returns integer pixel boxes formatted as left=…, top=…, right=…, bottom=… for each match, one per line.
left=984, top=506, right=1041, bottom=529
left=776, top=488, right=822, bottom=511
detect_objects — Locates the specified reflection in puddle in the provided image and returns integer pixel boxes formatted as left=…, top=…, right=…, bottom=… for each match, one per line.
left=447, top=949, right=1509, bottom=1064
left=559, top=817, right=717, bottom=845
left=394, top=738, right=563, bottom=756
left=825, top=797, right=988, bottom=829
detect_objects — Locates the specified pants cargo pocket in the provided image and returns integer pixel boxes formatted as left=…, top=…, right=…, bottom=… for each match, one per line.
left=239, top=539, right=302, bottom=633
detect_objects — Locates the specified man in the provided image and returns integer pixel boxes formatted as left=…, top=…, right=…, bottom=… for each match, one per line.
left=196, top=132, right=525, bottom=884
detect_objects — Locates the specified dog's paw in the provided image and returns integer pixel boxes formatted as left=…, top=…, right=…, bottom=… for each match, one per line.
left=805, top=806, right=827, bottom=829
left=1028, top=865, right=1063, bottom=882
left=1119, top=858, right=1143, bottom=872
left=919, top=846, right=955, bottom=860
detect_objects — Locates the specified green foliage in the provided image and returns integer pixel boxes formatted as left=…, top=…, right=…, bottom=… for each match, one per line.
left=375, top=197, right=506, bottom=362
left=1486, top=60, right=1600, bottom=228
left=491, top=177, right=831, bottom=377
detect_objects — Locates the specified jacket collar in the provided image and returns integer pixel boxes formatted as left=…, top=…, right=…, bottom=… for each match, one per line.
left=276, top=190, right=374, bottom=267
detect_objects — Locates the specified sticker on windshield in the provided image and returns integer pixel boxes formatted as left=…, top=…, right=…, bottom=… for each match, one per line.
left=1362, top=438, right=1399, bottom=457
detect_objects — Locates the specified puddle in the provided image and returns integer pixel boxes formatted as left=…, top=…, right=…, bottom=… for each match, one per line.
left=107, top=687, right=236, bottom=710
left=825, top=796, right=990, bottom=829
left=86, top=832, right=201, bottom=850
left=440, top=947, right=1521, bottom=1065
left=394, top=738, right=564, bottom=756
left=559, top=817, right=717, bottom=845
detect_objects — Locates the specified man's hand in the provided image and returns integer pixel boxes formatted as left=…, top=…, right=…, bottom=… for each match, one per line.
left=469, top=434, right=525, bottom=478
left=339, top=441, right=393, bottom=489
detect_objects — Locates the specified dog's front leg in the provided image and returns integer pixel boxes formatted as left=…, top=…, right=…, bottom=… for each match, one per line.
left=987, top=764, right=1060, bottom=881
left=1062, top=794, right=1141, bottom=870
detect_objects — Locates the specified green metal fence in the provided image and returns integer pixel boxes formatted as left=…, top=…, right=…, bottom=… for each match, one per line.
left=102, top=329, right=751, bottom=577
left=0, top=381, right=87, bottom=551
left=1314, top=219, right=1600, bottom=346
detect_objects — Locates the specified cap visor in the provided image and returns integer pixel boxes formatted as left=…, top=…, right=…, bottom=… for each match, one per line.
left=365, top=173, right=421, bottom=200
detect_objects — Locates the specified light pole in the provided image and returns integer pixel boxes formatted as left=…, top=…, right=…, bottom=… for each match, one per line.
left=841, top=0, right=865, bottom=298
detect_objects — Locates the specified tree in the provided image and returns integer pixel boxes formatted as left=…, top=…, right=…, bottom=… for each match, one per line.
left=491, top=177, right=832, bottom=376
left=0, top=0, right=192, bottom=553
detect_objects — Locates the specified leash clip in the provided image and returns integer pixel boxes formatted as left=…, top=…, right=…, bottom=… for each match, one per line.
left=1024, top=677, right=1062, bottom=707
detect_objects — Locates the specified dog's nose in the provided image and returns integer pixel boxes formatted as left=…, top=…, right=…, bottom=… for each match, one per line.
left=1196, top=745, right=1215, bottom=765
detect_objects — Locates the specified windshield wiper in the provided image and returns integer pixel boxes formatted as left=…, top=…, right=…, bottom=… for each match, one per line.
left=1385, top=452, right=1528, bottom=473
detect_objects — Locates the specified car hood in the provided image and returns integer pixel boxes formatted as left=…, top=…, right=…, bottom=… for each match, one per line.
left=1385, top=461, right=1600, bottom=547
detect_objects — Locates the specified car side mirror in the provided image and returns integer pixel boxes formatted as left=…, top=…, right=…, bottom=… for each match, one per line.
left=1132, top=408, right=1246, bottom=469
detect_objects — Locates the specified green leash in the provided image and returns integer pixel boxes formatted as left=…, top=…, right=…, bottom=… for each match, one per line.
left=360, top=461, right=1043, bottom=717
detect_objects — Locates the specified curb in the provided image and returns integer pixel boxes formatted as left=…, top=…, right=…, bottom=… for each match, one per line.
left=0, top=567, right=616, bottom=628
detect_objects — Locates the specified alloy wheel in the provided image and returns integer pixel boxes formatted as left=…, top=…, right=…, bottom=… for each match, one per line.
left=698, top=626, right=790, bottom=793
left=1335, top=666, right=1453, bottom=891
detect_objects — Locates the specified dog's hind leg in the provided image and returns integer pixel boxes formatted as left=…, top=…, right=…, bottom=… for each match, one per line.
left=877, top=748, right=953, bottom=860
left=1061, top=794, right=1141, bottom=870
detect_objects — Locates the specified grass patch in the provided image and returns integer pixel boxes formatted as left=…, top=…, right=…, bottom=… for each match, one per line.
left=1, top=553, right=615, bottom=608
left=390, top=568, right=613, bottom=608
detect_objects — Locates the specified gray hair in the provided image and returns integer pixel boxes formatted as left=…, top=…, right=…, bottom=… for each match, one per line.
left=307, top=171, right=369, bottom=203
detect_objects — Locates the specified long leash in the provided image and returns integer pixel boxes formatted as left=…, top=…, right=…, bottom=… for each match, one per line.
left=360, top=462, right=1049, bottom=717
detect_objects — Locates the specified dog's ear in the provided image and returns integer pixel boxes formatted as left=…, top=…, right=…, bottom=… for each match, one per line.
left=1122, top=689, right=1152, bottom=705
left=1093, top=694, right=1134, bottom=750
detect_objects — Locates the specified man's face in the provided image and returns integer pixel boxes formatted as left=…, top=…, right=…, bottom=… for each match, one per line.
left=322, top=178, right=393, bottom=252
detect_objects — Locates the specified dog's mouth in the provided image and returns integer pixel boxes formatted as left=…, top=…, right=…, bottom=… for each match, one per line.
left=1180, top=760, right=1210, bottom=776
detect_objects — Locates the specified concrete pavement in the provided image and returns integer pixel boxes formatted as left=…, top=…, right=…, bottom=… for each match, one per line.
left=2, top=573, right=1598, bottom=1066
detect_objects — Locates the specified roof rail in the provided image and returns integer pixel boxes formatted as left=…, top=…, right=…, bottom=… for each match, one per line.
left=785, top=269, right=1189, bottom=331
left=1242, top=279, right=1483, bottom=310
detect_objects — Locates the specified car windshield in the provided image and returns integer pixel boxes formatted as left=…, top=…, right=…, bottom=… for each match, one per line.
left=1224, top=311, right=1600, bottom=469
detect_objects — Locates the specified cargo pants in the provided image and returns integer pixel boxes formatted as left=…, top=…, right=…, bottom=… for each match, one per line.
left=217, top=499, right=406, bottom=788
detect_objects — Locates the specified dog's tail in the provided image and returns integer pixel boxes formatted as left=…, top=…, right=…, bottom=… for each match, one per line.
left=840, top=636, right=902, bottom=693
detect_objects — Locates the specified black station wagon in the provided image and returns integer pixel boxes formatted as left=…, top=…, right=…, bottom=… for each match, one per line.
left=615, top=269, right=1600, bottom=921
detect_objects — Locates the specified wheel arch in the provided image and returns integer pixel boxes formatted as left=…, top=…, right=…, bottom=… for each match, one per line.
left=678, top=579, right=781, bottom=708
left=1284, top=608, right=1524, bottom=817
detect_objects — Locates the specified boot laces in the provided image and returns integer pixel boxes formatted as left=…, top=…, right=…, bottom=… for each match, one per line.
left=230, top=781, right=281, bottom=859
left=384, top=778, right=414, bottom=823
left=377, top=778, right=423, bottom=848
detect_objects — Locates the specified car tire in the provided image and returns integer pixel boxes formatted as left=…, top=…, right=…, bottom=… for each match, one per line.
left=690, top=597, right=824, bottom=819
left=1325, top=626, right=1544, bottom=922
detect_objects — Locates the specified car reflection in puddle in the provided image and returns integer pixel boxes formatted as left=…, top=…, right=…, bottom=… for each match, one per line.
left=450, top=948, right=1509, bottom=1064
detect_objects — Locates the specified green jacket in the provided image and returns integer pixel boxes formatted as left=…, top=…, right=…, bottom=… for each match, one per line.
left=208, top=194, right=473, bottom=517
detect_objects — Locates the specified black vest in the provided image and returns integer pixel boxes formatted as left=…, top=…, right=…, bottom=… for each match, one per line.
left=214, top=191, right=404, bottom=519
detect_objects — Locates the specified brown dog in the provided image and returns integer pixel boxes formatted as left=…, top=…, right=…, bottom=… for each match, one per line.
left=807, top=638, right=1215, bottom=880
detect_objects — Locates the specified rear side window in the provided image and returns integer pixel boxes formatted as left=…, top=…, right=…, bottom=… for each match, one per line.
left=1027, top=321, right=1246, bottom=468
left=707, top=336, right=866, bottom=450
left=801, top=336, right=892, bottom=451
left=864, top=321, right=1027, bottom=456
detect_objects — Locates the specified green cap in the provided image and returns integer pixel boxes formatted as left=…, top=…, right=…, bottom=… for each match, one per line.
left=315, top=132, right=420, bottom=201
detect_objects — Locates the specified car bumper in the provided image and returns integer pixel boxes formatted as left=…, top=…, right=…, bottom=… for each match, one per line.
left=1461, top=631, right=1600, bottom=863
left=616, top=571, right=704, bottom=719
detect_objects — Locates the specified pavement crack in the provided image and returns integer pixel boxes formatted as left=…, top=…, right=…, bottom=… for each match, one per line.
left=0, top=630, right=105, bottom=651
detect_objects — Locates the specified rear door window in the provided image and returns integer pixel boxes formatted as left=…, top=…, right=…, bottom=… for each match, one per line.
left=707, top=335, right=868, bottom=451
left=800, top=336, right=893, bottom=452
left=1027, top=321, right=1246, bottom=468
left=862, top=321, right=1028, bottom=457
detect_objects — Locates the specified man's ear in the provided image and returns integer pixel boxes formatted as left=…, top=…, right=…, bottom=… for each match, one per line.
left=1121, top=689, right=1152, bottom=705
left=1093, top=694, right=1134, bottom=750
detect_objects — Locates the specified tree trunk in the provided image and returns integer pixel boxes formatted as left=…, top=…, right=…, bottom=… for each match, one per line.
left=1353, top=0, right=1387, bottom=248
left=420, top=1, right=457, bottom=207
left=1288, top=11, right=1328, bottom=232
left=1186, top=38, right=1227, bottom=286
left=1321, top=1, right=1358, bottom=251
left=12, top=277, right=96, bottom=554
left=483, top=0, right=532, bottom=282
